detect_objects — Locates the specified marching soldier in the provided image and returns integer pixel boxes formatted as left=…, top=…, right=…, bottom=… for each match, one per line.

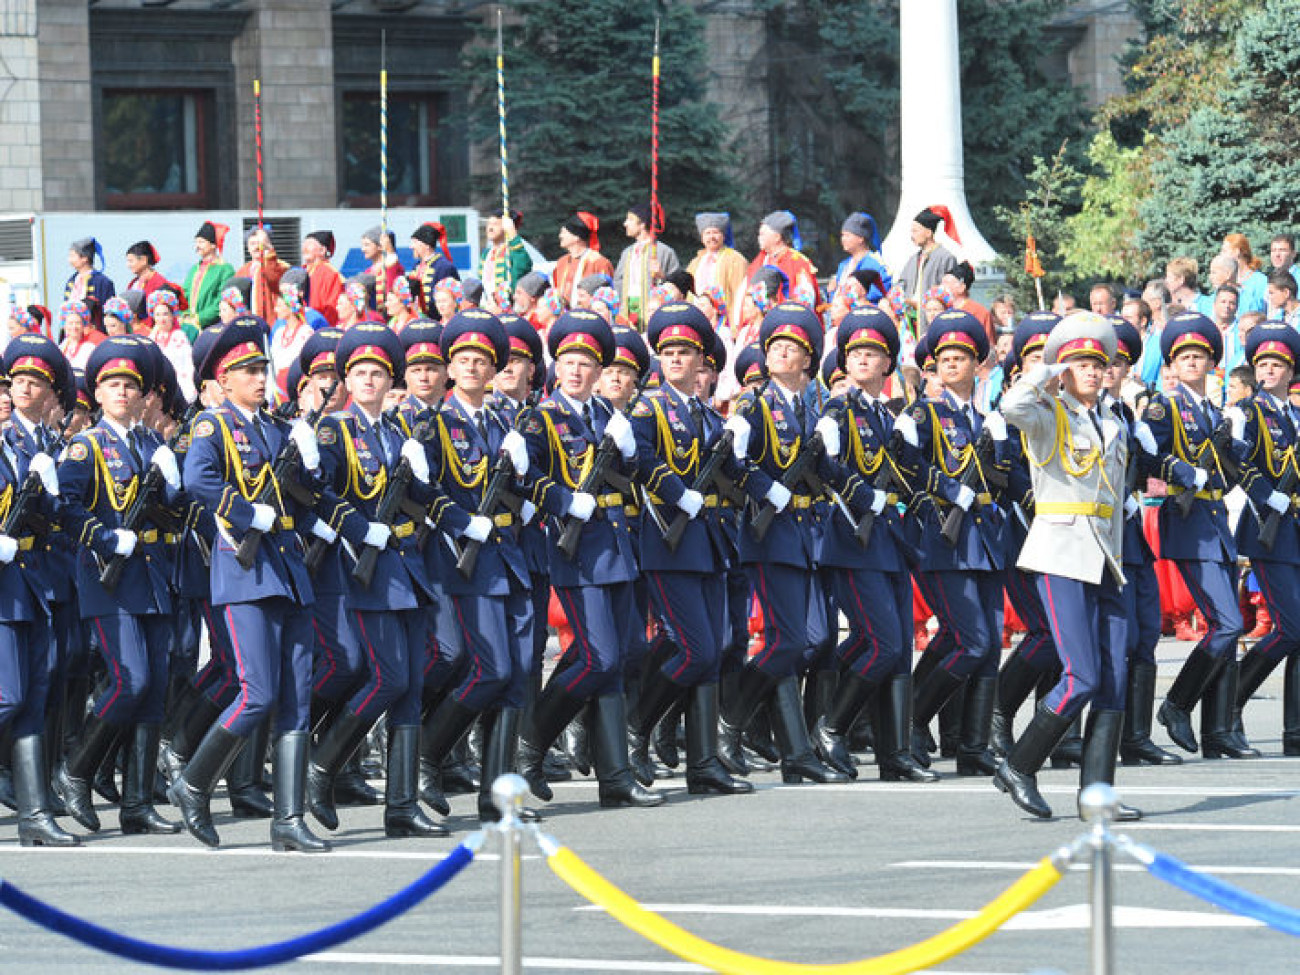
left=995, top=312, right=1137, bottom=820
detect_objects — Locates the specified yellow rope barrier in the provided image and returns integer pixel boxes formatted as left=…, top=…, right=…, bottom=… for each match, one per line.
left=546, top=845, right=1063, bottom=975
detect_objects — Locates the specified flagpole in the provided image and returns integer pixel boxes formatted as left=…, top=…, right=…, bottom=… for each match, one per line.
left=253, top=79, right=264, bottom=227
left=497, top=8, right=509, bottom=215
left=650, top=17, right=661, bottom=236
left=379, top=30, right=389, bottom=305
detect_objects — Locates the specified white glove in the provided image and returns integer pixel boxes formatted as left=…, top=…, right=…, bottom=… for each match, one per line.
left=520, top=500, right=537, bottom=526
left=815, top=415, right=841, bottom=459
left=463, top=515, right=493, bottom=543
left=983, top=411, right=1008, bottom=442
left=249, top=503, right=276, bottom=533
left=870, top=489, right=888, bottom=516
left=1192, top=468, right=1209, bottom=492
left=29, top=452, right=59, bottom=496
left=955, top=484, right=977, bottom=511
left=567, top=491, right=597, bottom=522
left=1224, top=406, right=1248, bottom=442
left=605, top=410, right=636, bottom=460
left=1134, top=421, right=1157, bottom=456
left=310, top=520, right=337, bottom=544
left=724, top=414, right=751, bottom=460
left=764, top=481, right=792, bottom=512
left=1267, top=491, right=1291, bottom=515
left=1124, top=495, right=1140, bottom=519
left=501, top=429, right=529, bottom=477
left=677, top=489, right=704, bottom=519
left=0, top=534, right=17, bottom=564
left=363, top=522, right=391, bottom=549
left=1047, top=362, right=1070, bottom=379
left=113, top=529, right=137, bottom=557
left=290, top=420, right=320, bottom=471
left=150, top=444, right=180, bottom=491
left=892, top=411, right=919, bottom=448
left=401, top=439, right=430, bottom=484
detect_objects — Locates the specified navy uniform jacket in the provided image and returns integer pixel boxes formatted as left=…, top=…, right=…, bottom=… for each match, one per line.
left=392, top=394, right=470, bottom=589
left=59, top=419, right=175, bottom=618
left=5, top=419, right=63, bottom=608
left=1234, top=392, right=1300, bottom=563
left=630, top=383, right=758, bottom=575
left=524, top=393, right=637, bottom=589
left=817, top=392, right=907, bottom=574
left=1141, top=385, right=1232, bottom=562
left=0, top=430, right=50, bottom=623
left=735, top=383, right=817, bottom=569
left=1104, top=395, right=1156, bottom=568
left=896, top=391, right=1006, bottom=573
left=494, top=393, right=550, bottom=579
left=998, top=426, right=1036, bottom=566
left=183, top=401, right=316, bottom=607
left=433, top=394, right=530, bottom=598
left=169, top=414, right=216, bottom=599
left=314, top=404, right=437, bottom=612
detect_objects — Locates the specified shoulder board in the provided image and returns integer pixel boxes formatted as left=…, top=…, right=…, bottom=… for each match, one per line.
left=540, top=399, right=562, bottom=412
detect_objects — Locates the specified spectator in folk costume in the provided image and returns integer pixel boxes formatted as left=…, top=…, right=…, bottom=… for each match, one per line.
left=432, top=277, right=466, bottom=323
left=589, top=286, right=622, bottom=327
left=359, top=225, right=404, bottom=307
left=830, top=268, right=887, bottom=330
left=101, top=296, right=135, bottom=337
left=64, top=237, right=116, bottom=334
left=146, top=289, right=195, bottom=402
left=746, top=210, right=818, bottom=312
left=735, top=266, right=787, bottom=349
left=461, top=276, right=485, bottom=309
left=219, top=278, right=252, bottom=324
left=479, top=209, right=532, bottom=299
left=942, top=261, right=992, bottom=343
left=184, top=221, right=234, bottom=332
left=615, top=202, right=681, bottom=327
left=337, top=277, right=383, bottom=329
left=383, top=276, right=420, bottom=333
left=119, top=290, right=149, bottom=335
left=301, top=230, right=344, bottom=329
left=553, top=212, right=614, bottom=311
left=687, top=212, right=747, bottom=323
left=833, top=211, right=892, bottom=303
left=572, top=273, right=613, bottom=312
left=235, top=225, right=289, bottom=323
left=57, top=300, right=102, bottom=370
left=271, top=269, right=314, bottom=400
left=512, top=271, right=550, bottom=327
left=897, top=207, right=960, bottom=330
left=408, top=222, right=459, bottom=317
left=125, top=241, right=182, bottom=309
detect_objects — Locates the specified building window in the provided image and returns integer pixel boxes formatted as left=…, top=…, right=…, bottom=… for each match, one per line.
left=340, top=92, right=441, bottom=205
left=102, top=89, right=211, bottom=208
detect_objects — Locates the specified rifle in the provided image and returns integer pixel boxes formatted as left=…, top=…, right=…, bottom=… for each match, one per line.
left=2, top=470, right=48, bottom=541
left=749, top=398, right=847, bottom=542
left=1257, top=463, right=1297, bottom=553
left=660, top=378, right=770, bottom=553
left=939, top=426, right=1004, bottom=547
left=350, top=414, right=436, bottom=589
left=456, top=395, right=539, bottom=579
left=236, top=379, right=338, bottom=571
left=99, top=402, right=201, bottom=591
left=555, top=371, right=654, bottom=560
left=1174, top=421, right=1238, bottom=517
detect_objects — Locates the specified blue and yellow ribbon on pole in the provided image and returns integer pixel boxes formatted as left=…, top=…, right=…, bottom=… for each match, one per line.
left=496, top=7, right=509, bottom=215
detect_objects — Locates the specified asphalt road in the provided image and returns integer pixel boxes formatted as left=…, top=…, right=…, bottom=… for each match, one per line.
left=2, top=640, right=1298, bottom=974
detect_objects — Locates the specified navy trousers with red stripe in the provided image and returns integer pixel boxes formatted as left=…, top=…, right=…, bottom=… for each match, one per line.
left=645, top=571, right=726, bottom=686
left=311, top=593, right=364, bottom=706
left=1173, top=559, right=1243, bottom=662
left=341, top=608, right=423, bottom=726
left=919, top=570, right=1003, bottom=681
left=448, top=588, right=533, bottom=711
left=550, top=582, right=635, bottom=699
left=215, top=597, right=312, bottom=737
left=89, top=613, right=170, bottom=725
left=0, top=616, right=53, bottom=738
left=422, top=579, right=467, bottom=695
left=1247, top=561, right=1300, bottom=663
left=744, top=562, right=819, bottom=680
left=193, top=600, right=238, bottom=708
left=831, top=567, right=910, bottom=682
left=1005, top=566, right=1057, bottom=672
left=1123, top=558, right=1162, bottom=666
left=1036, top=573, right=1127, bottom=719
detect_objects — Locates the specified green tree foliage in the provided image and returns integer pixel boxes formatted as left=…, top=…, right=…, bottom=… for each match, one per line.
left=993, top=143, right=1084, bottom=310
left=1064, top=131, right=1155, bottom=283
left=463, top=0, right=739, bottom=260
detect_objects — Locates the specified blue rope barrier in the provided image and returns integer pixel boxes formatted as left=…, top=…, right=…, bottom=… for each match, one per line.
left=1144, top=848, right=1300, bottom=938
left=0, top=839, right=477, bottom=970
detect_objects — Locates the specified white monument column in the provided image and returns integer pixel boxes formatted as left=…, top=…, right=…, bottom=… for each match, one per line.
left=880, top=0, right=997, bottom=272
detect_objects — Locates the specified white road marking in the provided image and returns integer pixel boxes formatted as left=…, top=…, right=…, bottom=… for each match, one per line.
left=1124, top=823, right=1300, bottom=833
left=545, top=780, right=1300, bottom=798
left=306, top=951, right=709, bottom=971
left=894, top=859, right=1300, bottom=877
left=0, top=844, right=534, bottom=862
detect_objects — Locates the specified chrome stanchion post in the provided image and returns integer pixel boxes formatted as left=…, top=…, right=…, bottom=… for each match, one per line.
left=492, top=773, right=528, bottom=975
left=1078, top=782, right=1118, bottom=975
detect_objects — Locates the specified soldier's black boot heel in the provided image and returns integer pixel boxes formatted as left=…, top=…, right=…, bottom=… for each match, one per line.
left=771, top=676, right=848, bottom=784
left=121, top=724, right=181, bottom=834
left=168, top=725, right=244, bottom=848
left=993, top=702, right=1073, bottom=819
left=14, top=735, right=78, bottom=847
left=271, top=731, right=331, bottom=853
left=385, top=725, right=448, bottom=838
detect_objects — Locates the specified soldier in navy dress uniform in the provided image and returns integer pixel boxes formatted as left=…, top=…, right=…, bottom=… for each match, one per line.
left=515, top=310, right=665, bottom=808
left=0, top=336, right=78, bottom=846
left=1141, top=313, right=1244, bottom=756
left=55, top=336, right=183, bottom=837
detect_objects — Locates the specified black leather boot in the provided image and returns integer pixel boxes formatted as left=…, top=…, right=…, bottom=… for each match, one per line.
left=516, top=680, right=587, bottom=802
left=442, top=735, right=480, bottom=795
left=910, top=668, right=964, bottom=769
left=335, top=750, right=384, bottom=806
left=956, top=676, right=1000, bottom=776
left=13, top=735, right=78, bottom=847
left=878, top=674, right=939, bottom=783
left=770, top=675, right=849, bottom=784
left=1202, top=658, right=1259, bottom=759
left=0, top=731, right=15, bottom=811
left=628, top=667, right=685, bottom=787
left=993, top=702, right=1075, bottom=819
left=1079, top=709, right=1142, bottom=822
left=121, top=725, right=181, bottom=834
left=591, top=694, right=664, bottom=807
left=307, top=711, right=375, bottom=831
left=684, top=683, right=753, bottom=795
left=167, top=725, right=245, bottom=848
left=991, top=649, right=1041, bottom=757
left=937, top=690, right=963, bottom=759
left=813, top=672, right=878, bottom=779
left=226, top=718, right=274, bottom=818
left=1234, top=649, right=1280, bottom=756
left=92, top=736, right=124, bottom=804
left=1121, top=661, right=1183, bottom=765
left=271, top=731, right=331, bottom=853
left=1050, top=715, right=1084, bottom=769
left=802, top=668, right=839, bottom=735
left=1158, top=645, right=1223, bottom=752
left=420, top=694, right=481, bottom=809
left=54, top=714, right=124, bottom=833
left=385, top=725, right=448, bottom=837
left=652, top=696, right=683, bottom=770
left=478, top=708, right=540, bottom=823
left=717, top=665, right=774, bottom=776
left=561, top=707, right=593, bottom=777
left=159, top=687, right=223, bottom=787
left=1285, top=654, right=1300, bottom=756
